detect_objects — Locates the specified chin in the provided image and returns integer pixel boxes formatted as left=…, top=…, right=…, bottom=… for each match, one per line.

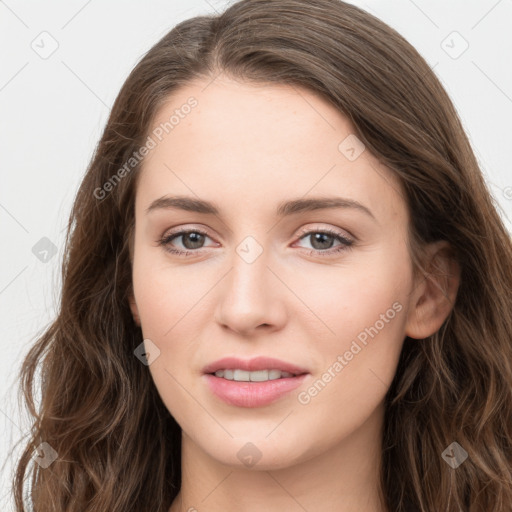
left=194, top=432, right=316, bottom=472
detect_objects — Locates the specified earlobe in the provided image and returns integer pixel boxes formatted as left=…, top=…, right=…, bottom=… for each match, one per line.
left=405, top=241, right=460, bottom=340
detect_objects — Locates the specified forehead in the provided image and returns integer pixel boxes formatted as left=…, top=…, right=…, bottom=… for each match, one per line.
left=137, top=76, right=407, bottom=226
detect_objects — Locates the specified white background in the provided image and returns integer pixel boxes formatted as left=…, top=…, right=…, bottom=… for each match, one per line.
left=1, top=0, right=511, bottom=509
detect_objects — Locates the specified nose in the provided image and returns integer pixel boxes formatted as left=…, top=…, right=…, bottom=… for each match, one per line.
left=214, top=243, right=287, bottom=337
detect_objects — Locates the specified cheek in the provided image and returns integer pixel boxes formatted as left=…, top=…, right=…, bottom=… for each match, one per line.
left=300, top=267, right=410, bottom=424
left=131, top=245, right=210, bottom=404
left=302, top=253, right=408, bottom=342
left=132, top=245, right=206, bottom=339
left=132, top=254, right=204, bottom=428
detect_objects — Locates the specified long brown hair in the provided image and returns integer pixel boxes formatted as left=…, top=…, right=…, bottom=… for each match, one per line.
left=13, top=0, right=512, bottom=510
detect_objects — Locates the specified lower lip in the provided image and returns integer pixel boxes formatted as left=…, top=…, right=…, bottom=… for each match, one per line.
left=203, top=373, right=309, bottom=408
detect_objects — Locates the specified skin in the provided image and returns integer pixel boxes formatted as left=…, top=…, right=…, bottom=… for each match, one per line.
left=129, top=75, right=460, bottom=512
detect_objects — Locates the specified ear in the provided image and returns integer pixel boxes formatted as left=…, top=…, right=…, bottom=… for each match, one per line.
left=405, top=241, right=460, bottom=340
left=128, top=288, right=141, bottom=327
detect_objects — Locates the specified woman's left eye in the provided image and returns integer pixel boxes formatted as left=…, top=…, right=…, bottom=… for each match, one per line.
left=294, top=229, right=354, bottom=256
left=157, top=228, right=354, bottom=257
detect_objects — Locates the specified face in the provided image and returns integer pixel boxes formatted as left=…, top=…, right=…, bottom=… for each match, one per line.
left=130, top=75, right=421, bottom=470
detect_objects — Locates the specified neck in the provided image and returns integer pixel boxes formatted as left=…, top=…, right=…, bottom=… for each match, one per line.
left=169, top=402, right=388, bottom=512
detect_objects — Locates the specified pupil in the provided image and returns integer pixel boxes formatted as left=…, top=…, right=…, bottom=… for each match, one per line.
left=183, top=232, right=204, bottom=249
left=311, top=233, right=333, bottom=250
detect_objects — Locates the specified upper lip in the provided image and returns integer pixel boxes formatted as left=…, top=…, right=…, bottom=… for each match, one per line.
left=203, top=356, right=309, bottom=375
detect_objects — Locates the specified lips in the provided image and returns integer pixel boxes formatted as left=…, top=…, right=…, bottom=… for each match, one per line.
left=202, top=356, right=310, bottom=407
left=202, top=356, right=309, bottom=376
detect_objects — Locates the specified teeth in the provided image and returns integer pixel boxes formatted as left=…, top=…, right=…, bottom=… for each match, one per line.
left=223, top=369, right=234, bottom=380
left=234, top=369, right=250, bottom=381
left=269, top=369, right=283, bottom=380
left=213, top=369, right=295, bottom=381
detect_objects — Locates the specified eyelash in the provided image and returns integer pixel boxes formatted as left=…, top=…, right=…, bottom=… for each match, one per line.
left=157, top=227, right=354, bottom=258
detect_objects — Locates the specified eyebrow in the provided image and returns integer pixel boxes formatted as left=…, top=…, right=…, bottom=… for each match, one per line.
left=145, top=195, right=375, bottom=220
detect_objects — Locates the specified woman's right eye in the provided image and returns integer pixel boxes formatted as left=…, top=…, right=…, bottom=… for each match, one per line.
left=158, top=229, right=214, bottom=256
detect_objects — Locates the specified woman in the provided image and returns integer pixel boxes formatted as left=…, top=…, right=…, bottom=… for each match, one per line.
left=13, top=0, right=512, bottom=510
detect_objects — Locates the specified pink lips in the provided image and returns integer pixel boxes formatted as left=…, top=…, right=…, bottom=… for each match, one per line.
left=202, top=356, right=310, bottom=408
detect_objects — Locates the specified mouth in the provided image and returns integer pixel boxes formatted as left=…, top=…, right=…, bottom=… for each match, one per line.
left=202, top=356, right=310, bottom=408
left=208, top=368, right=306, bottom=381
left=202, top=355, right=309, bottom=376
